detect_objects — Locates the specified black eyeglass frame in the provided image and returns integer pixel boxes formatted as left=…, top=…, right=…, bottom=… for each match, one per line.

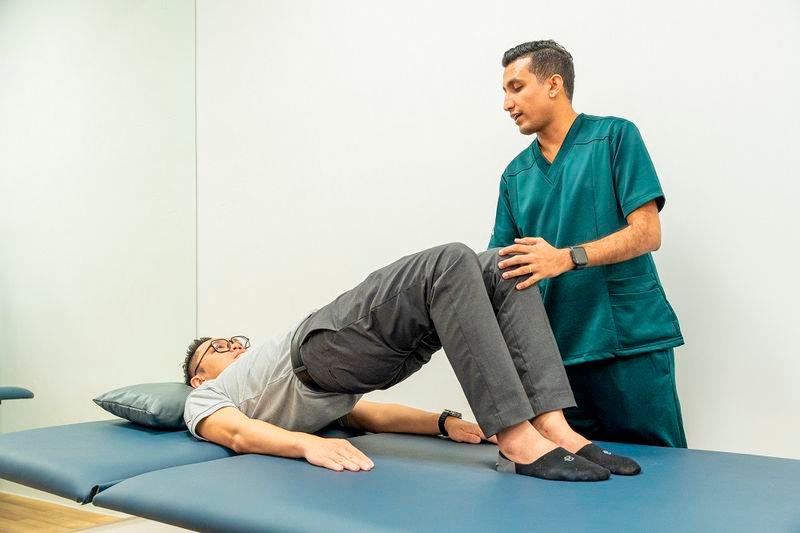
left=192, top=336, right=250, bottom=377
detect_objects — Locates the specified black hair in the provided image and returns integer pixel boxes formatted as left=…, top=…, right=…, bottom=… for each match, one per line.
left=183, top=337, right=211, bottom=385
left=502, top=40, right=575, bottom=101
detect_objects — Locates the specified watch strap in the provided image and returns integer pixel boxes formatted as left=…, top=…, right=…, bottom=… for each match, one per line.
left=438, top=409, right=462, bottom=436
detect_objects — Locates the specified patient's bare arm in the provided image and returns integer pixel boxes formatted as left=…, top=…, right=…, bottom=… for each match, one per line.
left=196, top=407, right=374, bottom=472
left=347, top=400, right=497, bottom=444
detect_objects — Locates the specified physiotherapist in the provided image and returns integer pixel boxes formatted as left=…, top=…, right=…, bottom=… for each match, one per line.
left=489, top=40, right=686, bottom=447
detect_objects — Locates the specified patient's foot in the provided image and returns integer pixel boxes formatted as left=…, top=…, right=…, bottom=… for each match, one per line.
left=495, top=448, right=610, bottom=482
left=495, top=421, right=558, bottom=464
left=531, top=410, right=591, bottom=454
left=495, top=421, right=610, bottom=481
left=531, top=410, right=641, bottom=475
left=576, top=444, right=641, bottom=475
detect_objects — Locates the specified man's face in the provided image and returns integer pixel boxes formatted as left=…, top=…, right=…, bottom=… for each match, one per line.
left=502, top=57, right=553, bottom=135
left=190, top=336, right=249, bottom=388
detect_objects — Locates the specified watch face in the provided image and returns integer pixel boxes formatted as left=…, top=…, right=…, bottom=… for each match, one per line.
left=572, top=247, right=588, bottom=265
left=444, top=409, right=462, bottom=418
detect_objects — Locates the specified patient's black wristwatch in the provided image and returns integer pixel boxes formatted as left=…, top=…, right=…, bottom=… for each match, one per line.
left=438, top=409, right=462, bottom=437
left=569, top=246, right=589, bottom=270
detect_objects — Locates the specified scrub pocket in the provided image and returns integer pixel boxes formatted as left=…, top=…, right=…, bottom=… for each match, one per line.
left=543, top=269, right=617, bottom=358
left=607, top=274, right=679, bottom=349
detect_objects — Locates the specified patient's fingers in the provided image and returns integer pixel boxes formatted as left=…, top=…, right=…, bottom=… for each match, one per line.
left=331, top=440, right=373, bottom=470
left=318, top=457, right=345, bottom=471
left=304, top=437, right=373, bottom=472
left=335, top=454, right=362, bottom=472
left=468, top=428, right=484, bottom=443
left=344, top=443, right=374, bottom=469
left=313, top=452, right=360, bottom=472
left=475, top=426, right=499, bottom=444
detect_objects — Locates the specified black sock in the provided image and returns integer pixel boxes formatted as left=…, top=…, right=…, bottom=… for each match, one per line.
left=576, top=443, right=641, bottom=475
left=496, top=447, right=610, bottom=482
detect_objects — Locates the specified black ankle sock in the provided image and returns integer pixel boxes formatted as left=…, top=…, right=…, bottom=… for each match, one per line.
left=496, top=447, right=610, bottom=482
left=576, top=443, right=641, bottom=475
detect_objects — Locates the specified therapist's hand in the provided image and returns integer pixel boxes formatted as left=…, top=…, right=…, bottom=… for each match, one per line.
left=497, top=237, right=574, bottom=290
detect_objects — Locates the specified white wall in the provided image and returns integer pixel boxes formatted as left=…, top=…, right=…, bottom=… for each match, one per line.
left=197, top=0, right=800, bottom=459
left=0, top=0, right=196, bottom=498
left=2, top=0, right=797, bottom=484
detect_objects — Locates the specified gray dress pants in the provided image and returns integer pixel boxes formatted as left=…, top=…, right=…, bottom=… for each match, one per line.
left=297, top=243, right=575, bottom=437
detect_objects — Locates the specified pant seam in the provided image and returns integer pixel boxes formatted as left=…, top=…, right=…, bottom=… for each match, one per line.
left=505, top=304, right=542, bottom=410
left=440, top=288, right=513, bottom=433
left=482, top=252, right=540, bottom=406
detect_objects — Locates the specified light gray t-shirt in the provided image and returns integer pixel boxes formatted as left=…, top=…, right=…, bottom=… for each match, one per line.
left=184, top=318, right=361, bottom=440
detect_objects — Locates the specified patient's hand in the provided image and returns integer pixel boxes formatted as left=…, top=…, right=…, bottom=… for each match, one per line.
left=445, top=418, right=499, bottom=444
left=300, top=435, right=375, bottom=472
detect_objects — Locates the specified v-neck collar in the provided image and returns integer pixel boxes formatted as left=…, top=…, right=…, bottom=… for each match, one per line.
left=532, top=113, right=584, bottom=181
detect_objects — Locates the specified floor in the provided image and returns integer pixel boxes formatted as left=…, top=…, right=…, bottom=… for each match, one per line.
left=79, top=518, right=188, bottom=532
left=0, top=492, right=187, bottom=532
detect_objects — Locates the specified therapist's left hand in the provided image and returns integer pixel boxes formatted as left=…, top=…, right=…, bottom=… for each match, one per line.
left=497, top=237, right=573, bottom=290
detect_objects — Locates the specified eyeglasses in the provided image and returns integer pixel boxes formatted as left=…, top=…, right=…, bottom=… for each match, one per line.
left=193, top=336, right=250, bottom=377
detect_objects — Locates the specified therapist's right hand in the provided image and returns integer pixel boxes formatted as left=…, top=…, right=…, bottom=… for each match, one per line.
left=300, top=435, right=374, bottom=472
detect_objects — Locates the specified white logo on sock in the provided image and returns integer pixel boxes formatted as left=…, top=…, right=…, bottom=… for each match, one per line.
left=564, top=455, right=574, bottom=462
left=603, top=450, right=611, bottom=455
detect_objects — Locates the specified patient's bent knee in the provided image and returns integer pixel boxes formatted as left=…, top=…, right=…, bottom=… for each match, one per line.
left=439, top=242, right=475, bottom=260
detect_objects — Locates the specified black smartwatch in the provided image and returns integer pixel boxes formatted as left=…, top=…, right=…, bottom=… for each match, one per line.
left=438, top=409, right=462, bottom=437
left=569, top=246, right=589, bottom=270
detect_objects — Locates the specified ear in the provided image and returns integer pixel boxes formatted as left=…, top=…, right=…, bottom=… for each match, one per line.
left=190, top=375, right=205, bottom=388
left=547, top=74, right=564, bottom=98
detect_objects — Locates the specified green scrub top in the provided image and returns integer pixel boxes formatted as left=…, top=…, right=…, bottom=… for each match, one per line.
left=489, top=114, right=684, bottom=365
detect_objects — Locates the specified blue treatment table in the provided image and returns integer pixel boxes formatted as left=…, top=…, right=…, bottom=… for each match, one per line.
left=93, top=433, right=800, bottom=532
left=0, top=420, right=235, bottom=502
left=1, top=422, right=798, bottom=531
left=0, top=420, right=357, bottom=503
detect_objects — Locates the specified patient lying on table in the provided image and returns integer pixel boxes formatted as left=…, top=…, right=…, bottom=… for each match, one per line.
left=183, top=243, right=640, bottom=481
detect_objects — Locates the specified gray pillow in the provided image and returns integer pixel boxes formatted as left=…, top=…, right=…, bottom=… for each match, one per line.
left=93, top=382, right=192, bottom=430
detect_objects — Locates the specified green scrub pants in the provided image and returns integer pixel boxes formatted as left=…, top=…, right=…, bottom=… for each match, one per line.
left=563, top=348, right=687, bottom=448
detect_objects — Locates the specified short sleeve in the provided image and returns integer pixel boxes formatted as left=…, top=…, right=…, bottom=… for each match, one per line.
left=612, top=121, right=666, bottom=218
left=488, top=175, right=518, bottom=248
left=184, top=385, right=236, bottom=440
